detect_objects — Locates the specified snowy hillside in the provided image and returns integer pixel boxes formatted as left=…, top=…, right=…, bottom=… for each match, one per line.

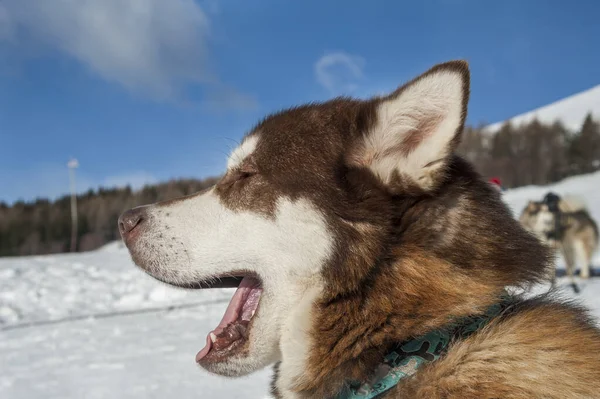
left=484, top=84, right=600, bottom=134
left=1, top=172, right=600, bottom=398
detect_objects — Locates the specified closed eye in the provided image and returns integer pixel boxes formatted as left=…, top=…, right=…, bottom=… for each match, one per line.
left=220, top=158, right=259, bottom=187
left=220, top=169, right=255, bottom=188
left=238, top=160, right=259, bottom=181
left=239, top=171, right=254, bottom=180
left=231, top=169, right=257, bottom=185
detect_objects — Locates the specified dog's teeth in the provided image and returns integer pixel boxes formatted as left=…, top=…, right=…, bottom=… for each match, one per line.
left=210, top=333, right=217, bottom=343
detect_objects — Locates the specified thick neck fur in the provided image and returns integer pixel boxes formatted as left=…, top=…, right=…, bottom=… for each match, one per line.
left=273, top=157, right=552, bottom=398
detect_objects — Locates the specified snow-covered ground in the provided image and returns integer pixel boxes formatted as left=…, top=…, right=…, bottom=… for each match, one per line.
left=0, top=242, right=274, bottom=398
left=1, top=171, right=600, bottom=398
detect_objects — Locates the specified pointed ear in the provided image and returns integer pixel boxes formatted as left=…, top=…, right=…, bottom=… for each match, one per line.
left=349, top=60, right=470, bottom=193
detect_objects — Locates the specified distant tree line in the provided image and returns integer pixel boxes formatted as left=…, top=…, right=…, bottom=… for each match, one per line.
left=457, top=113, right=600, bottom=188
left=0, top=178, right=217, bottom=257
left=1, top=113, right=599, bottom=257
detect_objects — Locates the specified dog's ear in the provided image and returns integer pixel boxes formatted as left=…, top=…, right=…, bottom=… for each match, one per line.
left=349, top=60, right=470, bottom=193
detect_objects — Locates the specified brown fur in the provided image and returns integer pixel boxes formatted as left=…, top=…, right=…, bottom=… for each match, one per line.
left=120, top=60, right=600, bottom=398
left=257, top=64, right=600, bottom=397
left=272, top=158, right=573, bottom=398
left=395, top=297, right=600, bottom=399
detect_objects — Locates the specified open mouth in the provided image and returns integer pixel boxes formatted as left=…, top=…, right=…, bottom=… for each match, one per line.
left=174, top=273, right=263, bottom=364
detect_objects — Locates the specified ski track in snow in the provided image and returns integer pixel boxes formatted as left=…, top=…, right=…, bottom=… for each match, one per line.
left=1, top=172, right=600, bottom=398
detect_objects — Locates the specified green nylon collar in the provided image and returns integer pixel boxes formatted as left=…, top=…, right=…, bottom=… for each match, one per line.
left=334, top=295, right=511, bottom=399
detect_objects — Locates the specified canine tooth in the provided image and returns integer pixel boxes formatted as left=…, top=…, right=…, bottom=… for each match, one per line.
left=210, top=333, right=217, bottom=343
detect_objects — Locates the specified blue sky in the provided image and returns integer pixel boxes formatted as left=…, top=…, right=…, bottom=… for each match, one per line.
left=1, top=0, right=599, bottom=204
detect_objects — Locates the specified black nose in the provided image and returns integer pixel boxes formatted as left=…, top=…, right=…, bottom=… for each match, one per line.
left=118, top=206, right=147, bottom=238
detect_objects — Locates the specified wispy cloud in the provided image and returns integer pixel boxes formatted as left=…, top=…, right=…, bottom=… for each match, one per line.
left=201, top=85, right=259, bottom=112
left=0, top=5, right=14, bottom=41
left=0, top=0, right=255, bottom=109
left=315, top=51, right=365, bottom=96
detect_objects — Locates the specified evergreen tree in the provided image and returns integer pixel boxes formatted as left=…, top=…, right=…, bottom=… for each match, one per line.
left=568, top=113, right=600, bottom=174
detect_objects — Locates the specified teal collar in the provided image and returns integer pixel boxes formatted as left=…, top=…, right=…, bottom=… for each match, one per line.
left=334, top=296, right=512, bottom=399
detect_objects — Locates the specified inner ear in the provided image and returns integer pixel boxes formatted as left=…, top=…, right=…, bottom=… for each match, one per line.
left=349, top=60, right=470, bottom=193
left=398, top=115, right=447, bottom=157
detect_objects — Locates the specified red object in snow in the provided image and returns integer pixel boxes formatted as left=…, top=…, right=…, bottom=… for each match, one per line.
left=489, top=177, right=501, bottom=186
left=488, top=177, right=503, bottom=191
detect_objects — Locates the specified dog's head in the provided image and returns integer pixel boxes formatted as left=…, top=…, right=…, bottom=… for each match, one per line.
left=525, top=200, right=543, bottom=215
left=520, top=200, right=557, bottom=242
left=119, top=60, right=546, bottom=378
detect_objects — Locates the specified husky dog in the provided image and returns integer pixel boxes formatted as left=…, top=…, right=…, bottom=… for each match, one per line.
left=519, top=193, right=599, bottom=285
left=119, top=61, right=600, bottom=398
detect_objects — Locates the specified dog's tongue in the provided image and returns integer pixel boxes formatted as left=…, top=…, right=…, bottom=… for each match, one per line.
left=196, top=276, right=262, bottom=362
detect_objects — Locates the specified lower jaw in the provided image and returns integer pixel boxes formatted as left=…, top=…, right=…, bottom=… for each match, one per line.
left=198, top=336, right=248, bottom=365
left=197, top=340, right=265, bottom=378
left=198, top=356, right=256, bottom=378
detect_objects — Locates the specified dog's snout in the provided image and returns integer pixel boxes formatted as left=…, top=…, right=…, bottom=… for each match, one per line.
left=118, top=206, right=147, bottom=238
